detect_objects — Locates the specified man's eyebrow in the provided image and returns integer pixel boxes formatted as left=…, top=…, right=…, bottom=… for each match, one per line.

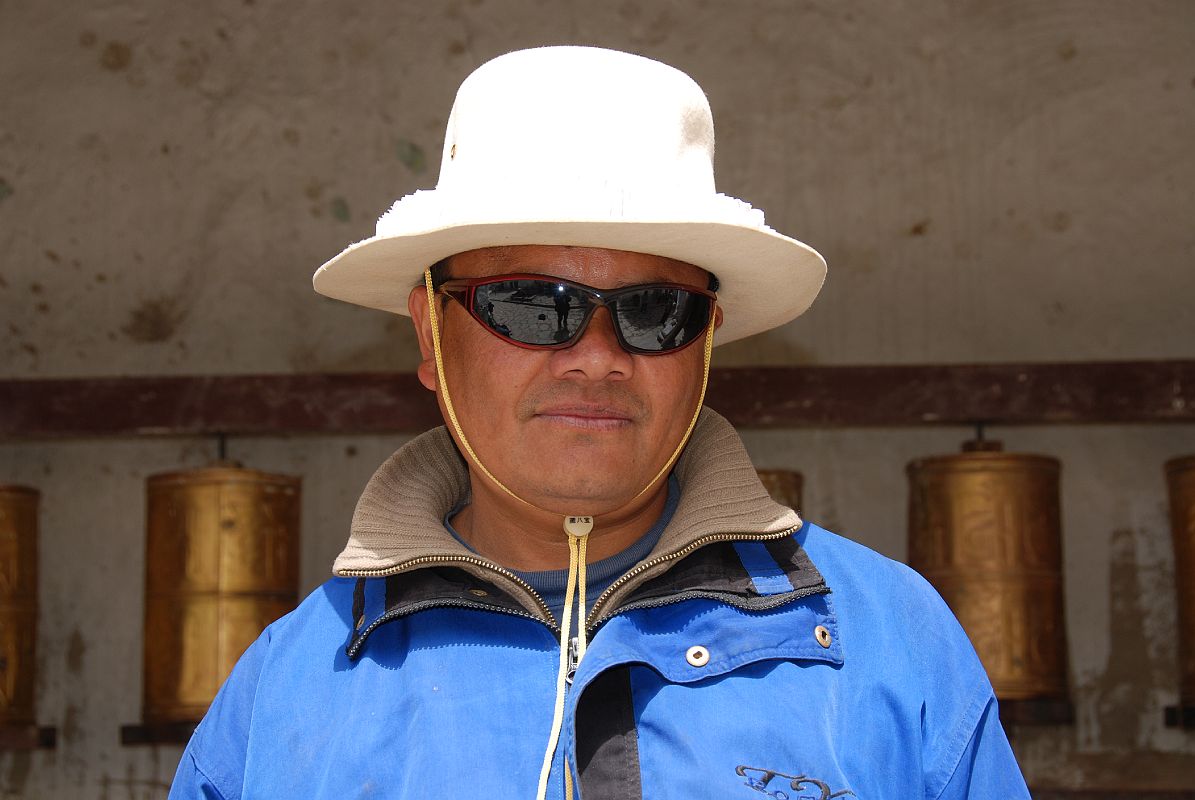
left=609, top=272, right=720, bottom=291
left=608, top=275, right=672, bottom=287
left=484, top=246, right=520, bottom=270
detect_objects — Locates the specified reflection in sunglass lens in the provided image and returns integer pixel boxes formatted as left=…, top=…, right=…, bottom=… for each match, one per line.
left=466, top=279, right=712, bottom=353
left=614, top=288, right=711, bottom=352
left=471, top=280, right=589, bottom=346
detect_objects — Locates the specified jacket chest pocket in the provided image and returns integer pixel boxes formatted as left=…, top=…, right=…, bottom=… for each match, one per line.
left=571, top=597, right=849, bottom=800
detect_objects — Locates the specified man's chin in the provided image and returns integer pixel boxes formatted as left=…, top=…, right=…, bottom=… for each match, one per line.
left=524, top=469, right=649, bottom=515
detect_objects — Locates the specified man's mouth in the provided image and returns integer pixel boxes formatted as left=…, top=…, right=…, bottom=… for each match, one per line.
left=533, top=404, right=635, bottom=431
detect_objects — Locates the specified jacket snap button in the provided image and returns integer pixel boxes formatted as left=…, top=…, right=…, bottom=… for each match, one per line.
left=685, top=645, right=710, bottom=667
left=814, top=625, right=832, bottom=648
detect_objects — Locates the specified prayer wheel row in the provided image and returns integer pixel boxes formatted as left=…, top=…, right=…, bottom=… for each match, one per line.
left=2, top=453, right=1194, bottom=727
left=761, top=451, right=1195, bottom=710
left=0, top=465, right=300, bottom=730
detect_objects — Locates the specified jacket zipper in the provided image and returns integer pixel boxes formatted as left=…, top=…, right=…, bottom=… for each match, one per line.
left=605, top=584, right=828, bottom=619
left=340, top=524, right=803, bottom=642
left=339, top=553, right=556, bottom=626
left=585, top=525, right=801, bottom=629
left=565, top=637, right=580, bottom=685
left=346, top=598, right=548, bottom=658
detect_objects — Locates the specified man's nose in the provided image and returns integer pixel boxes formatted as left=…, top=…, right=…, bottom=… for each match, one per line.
left=548, top=306, right=634, bottom=381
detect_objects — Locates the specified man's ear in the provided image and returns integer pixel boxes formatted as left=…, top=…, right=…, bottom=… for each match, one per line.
left=407, top=285, right=438, bottom=392
left=713, top=305, right=724, bottom=330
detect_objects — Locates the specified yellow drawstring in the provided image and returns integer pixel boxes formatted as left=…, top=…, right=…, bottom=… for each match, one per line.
left=629, top=307, right=716, bottom=506
left=424, top=268, right=714, bottom=799
left=425, top=270, right=538, bottom=511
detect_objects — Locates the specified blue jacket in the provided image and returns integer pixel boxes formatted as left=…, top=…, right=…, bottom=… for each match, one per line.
left=169, top=412, right=1029, bottom=799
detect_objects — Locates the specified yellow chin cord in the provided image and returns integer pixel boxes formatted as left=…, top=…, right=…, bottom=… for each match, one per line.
left=424, top=268, right=715, bottom=799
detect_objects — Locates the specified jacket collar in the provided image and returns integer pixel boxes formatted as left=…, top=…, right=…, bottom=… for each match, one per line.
left=334, top=407, right=804, bottom=622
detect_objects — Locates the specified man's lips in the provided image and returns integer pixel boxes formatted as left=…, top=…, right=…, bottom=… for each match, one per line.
left=533, top=405, right=635, bottom=430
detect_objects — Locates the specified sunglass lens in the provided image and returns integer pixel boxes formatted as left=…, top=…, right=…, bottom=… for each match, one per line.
left=614, top=288, right=712, bottom=352
left=471, top=280, right=588, bottom=346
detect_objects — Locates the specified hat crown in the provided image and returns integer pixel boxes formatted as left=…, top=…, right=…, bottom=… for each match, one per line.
left=314, top=46, right=827, bottom=346
left=436, top=47, right=716, bottom=199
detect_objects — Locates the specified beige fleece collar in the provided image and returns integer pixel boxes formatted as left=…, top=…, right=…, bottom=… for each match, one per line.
left=333, top=407, right=802, bottom=622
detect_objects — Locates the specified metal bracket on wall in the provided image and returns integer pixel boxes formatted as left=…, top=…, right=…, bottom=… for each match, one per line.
left=1000, top=697, right=1075, bottom=727
left=0, top=724, right=56, bottom=750
left=119, top=721, right=198, bottom=746
left=1164, top=705, right=1195, bottom=730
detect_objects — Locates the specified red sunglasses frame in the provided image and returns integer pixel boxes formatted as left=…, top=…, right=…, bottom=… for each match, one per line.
left=436, top=273, right=718, bottom=355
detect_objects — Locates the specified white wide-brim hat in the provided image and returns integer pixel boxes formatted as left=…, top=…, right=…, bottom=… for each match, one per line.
left=313, top=46, right=827, bottom=345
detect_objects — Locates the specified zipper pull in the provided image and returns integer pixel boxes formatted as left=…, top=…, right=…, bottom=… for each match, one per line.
left=565, top=636, right=580, bottom=685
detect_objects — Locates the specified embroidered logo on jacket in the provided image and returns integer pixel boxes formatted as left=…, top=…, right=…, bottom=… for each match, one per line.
left=736, top=765, right=856, bottom=800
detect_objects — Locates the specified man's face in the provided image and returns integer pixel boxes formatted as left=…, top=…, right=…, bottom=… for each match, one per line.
left=410, top=245, right=718, bottom=516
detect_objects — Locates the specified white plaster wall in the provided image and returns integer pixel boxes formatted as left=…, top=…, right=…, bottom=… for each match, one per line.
left=1, top=1, right=1192, bottom=375
left=1, top=0, right=1193, bottom=795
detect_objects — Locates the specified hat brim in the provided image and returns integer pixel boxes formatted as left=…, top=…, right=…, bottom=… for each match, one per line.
left=312, top=220, right=826, bottom=346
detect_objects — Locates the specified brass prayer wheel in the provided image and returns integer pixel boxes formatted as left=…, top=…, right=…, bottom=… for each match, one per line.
left=143, top=465, right=300, bottom=724
left=756, top=469, right=804, bottom=512
left=907, top=441, right=1068, bottom=700
left=0, top=486, right=38, bottom=726
left=1167, top=455, right=1195, bottom=708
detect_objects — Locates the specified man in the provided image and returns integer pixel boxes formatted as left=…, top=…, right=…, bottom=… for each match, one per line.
left=170, top=46, right=1029, bottom=799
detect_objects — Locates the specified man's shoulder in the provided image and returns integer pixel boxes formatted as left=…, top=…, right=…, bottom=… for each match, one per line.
left=257, top=576, right=358, bottom=650
left=796, top=521, right=963, bottom=632
left=799, top=521, right=931, bottom=591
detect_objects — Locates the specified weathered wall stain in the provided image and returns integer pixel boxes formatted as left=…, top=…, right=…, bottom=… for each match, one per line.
left=121, top=296, right=186, bottom=343
left=329, top=196, right=350, bottom=222
left=0, top=177, right=13, bottom=202
left=62, top=703, right=81, bottom=742
left=99, top=41, right=132, bottom=72
left=1045, top=211, right=1072, bottom=233
left=716, top=333, right=821, bottom=367
left=908, top=219, right=930, bottom=236
left=619, top=2, right=673, bottom=47
left=394, top=139, right=427, bottom=174
left=66, top=628, right=86, bottom=674
left=1090, top=527, right=1177, bottom=749
left=98, top=763, right=170, bottom=800
left=2, top=753, right=32, bottom=796
left=305, top=180, right=326, bottom=218
left=174, top=40, right=210, bottom=89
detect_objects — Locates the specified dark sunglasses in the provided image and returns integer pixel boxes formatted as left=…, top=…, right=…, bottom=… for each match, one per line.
left=437, top=273, right=718, bottom=355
